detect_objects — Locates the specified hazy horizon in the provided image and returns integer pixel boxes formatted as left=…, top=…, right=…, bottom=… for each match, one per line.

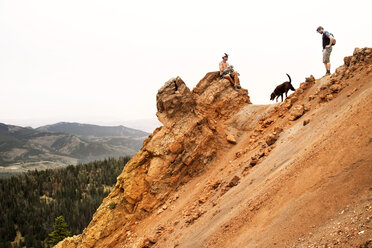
left=0, top=117, right=161, bottom=133
left=1, top=0, right=371, bottom=129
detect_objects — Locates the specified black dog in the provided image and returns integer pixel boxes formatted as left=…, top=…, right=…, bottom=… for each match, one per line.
left=270, top=74, right=295, bottom=102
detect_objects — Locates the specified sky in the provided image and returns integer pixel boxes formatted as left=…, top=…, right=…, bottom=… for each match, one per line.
left=0, top=0, right=371, bottom=131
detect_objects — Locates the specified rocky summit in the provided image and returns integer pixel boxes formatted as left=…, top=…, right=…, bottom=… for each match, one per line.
left=57, top=48, right=371, bottom=248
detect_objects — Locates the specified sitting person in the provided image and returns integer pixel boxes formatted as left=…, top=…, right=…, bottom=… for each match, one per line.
left=219, top=53, right=241, bottom=89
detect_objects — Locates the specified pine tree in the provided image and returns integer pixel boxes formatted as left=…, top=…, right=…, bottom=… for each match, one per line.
left=48, top=216, right=71, bottom=247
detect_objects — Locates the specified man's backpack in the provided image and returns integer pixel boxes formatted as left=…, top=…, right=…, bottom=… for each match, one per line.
left=330, top=33, right=336, bottom=46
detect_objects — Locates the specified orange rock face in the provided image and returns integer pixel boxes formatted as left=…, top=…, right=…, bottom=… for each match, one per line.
left=56, top=72, right=251, bottom=248
left=57, top=48, right=372, bottom=248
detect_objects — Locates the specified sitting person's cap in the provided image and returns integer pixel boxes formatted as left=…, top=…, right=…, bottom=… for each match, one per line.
left=222, top=53, right=229, bottom=58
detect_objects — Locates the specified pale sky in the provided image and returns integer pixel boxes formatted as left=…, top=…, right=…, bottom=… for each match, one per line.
left=1, top=0, right=371, bottom=130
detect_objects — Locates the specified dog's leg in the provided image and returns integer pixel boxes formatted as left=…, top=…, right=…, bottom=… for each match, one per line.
left=281, top=94, right=284, bottom=102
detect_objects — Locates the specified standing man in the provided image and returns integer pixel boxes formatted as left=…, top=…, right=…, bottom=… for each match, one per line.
left=316, top=26, right=335, bottom=75
left=219, top=53, right=241, bottom=89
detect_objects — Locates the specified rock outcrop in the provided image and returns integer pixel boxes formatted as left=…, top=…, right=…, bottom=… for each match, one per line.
left=56, top=72, right=251, bottom=248
left=57, top=48, right=372, bottom=248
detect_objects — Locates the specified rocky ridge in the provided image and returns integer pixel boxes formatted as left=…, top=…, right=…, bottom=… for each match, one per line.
left=57, top=47, right=371, bottom=248
left=57, top=71, right=251, bottom=247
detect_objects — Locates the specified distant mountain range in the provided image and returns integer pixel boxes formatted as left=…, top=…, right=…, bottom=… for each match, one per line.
left=122, top=118, right=161, bottom=133
left=0, top=122, right=149, bottom=174
left=36, top=122, right=149, bottom=139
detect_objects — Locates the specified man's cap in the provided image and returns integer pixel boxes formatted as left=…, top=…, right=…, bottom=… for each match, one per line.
left=316, top=26, right=323, bottom=32
left=222, top=53, right=229, bottom=58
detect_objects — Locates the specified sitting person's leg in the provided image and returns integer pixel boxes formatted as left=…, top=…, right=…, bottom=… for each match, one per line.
left=232, top=71, right=241, bottom=88
left=224, top=74, right=234, bottom=85
left=233, top=71, right=241, bottom=89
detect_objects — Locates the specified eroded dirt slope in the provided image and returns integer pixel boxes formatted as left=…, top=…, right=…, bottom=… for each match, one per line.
left=57, top=48, right=372, bottom=248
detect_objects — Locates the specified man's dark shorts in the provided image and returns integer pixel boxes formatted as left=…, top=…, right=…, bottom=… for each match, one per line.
left=220, top=68, right=234, bottom=79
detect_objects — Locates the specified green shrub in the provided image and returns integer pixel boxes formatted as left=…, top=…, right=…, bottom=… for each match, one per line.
left=109, top=202, right=117, bottom=210
left=48, top=216, right=71, bottom=247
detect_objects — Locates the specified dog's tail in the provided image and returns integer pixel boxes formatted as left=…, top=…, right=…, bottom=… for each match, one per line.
left=286, top=73, right=291, bottom=83
left=286, top=73, right=295, bottom=91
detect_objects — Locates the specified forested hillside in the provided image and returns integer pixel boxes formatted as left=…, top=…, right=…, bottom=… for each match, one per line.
left=0, top=156, right=130, bottom=248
